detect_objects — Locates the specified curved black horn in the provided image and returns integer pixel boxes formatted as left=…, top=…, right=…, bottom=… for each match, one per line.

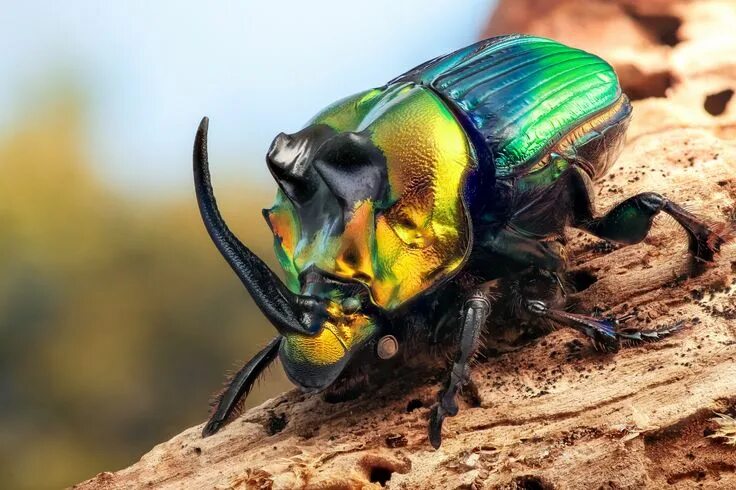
left=312, top=131, right=388, bottom=206
left=266, top=124, right=335, bottom=204
left=193, top=117, right=323, bottom=336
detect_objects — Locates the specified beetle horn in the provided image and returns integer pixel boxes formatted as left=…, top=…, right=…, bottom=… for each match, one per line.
left=193, top=117, right=325, bottom=336
left=266, top=124, right=335, bottom=205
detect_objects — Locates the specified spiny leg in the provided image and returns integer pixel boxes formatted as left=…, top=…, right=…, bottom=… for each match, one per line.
left=524, top=299, right=683, bottom=352
left=586, top=193, right=723, bottom=261
left=429, top=290, right=492, bottom=449
left=202, top=336, right=281, bottom=437
left=571, top=168, right=726, bottom=262
left=507, top=268, right=682, bottom=352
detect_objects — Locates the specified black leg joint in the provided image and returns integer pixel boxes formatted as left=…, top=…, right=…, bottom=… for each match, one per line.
left=637, top=192, right=665, bottom=212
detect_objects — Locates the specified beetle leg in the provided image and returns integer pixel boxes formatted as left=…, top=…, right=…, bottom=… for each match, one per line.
left=525, top=300, right=619, bottom=351
left=571, top=167, right=727, bottom=262
left=202, top=336, right=281, bottom=437
left=480, top=226, right=567, bottom=272
left=523, top=299, right=683, bottom=352
left=429, top=291, right=492, bottom=449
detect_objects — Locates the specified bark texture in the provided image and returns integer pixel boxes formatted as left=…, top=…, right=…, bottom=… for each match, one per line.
left=77, top=1, right=736, bottom=488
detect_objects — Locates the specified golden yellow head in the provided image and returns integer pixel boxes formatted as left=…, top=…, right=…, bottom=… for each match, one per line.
left=266, top=82, right=475, bottom=310
left=263, top=82, right=475, bottom=385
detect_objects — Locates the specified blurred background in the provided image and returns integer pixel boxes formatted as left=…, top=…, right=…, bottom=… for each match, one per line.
left=0, top=1, right=496, bottom=487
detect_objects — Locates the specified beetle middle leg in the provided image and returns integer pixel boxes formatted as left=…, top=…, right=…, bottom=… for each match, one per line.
left=429, top=287, right=495, bottom=449
left=523, top=299, right=683, bottom=352
left=508, top=269, right=683, bottom=351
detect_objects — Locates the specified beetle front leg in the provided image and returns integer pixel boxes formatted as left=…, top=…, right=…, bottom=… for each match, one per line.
left=429, top=292, right=491, bottom=449
left=203, top=336, right=281, bottom=437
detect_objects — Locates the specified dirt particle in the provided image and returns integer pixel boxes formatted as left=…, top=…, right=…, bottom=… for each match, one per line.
left=385, top=433, right=408, bottom=448
left=593, top=241, right=617, bottom=254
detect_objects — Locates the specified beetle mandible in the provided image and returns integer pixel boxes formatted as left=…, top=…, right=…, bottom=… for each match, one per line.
left=193, top=35, right=727, bottom=448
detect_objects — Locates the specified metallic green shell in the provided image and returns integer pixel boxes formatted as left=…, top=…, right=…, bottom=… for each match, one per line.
left=393, top=35, right=625, bottom=177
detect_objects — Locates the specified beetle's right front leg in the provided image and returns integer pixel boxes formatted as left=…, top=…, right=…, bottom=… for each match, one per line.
left=429, top=290, right=492, bottom=449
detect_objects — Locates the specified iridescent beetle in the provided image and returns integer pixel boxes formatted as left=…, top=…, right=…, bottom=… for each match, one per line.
left=194, top=35, right=726, bottom=447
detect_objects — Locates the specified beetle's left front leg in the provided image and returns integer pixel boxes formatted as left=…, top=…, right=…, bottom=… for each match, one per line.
left=429, top=290, right=492, bottom=449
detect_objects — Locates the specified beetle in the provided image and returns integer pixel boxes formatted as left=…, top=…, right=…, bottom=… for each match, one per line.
left=193, top=35, right=727, bottom=448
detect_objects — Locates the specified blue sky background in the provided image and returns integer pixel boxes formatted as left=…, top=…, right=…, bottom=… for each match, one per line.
left=0, top=0, right=496, bottom=195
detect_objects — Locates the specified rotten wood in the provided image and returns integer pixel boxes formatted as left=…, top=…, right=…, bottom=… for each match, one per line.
left=77, top=1, right=736, bottom=488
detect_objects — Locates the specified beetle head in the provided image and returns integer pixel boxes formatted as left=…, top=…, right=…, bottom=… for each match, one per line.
left=193, top=118, right=388, bottom=393
left=264, top=126, right=391, bottom=389
left=260, top=85, right=475, bottom=389
left=194, top=84, right=474, bottom=393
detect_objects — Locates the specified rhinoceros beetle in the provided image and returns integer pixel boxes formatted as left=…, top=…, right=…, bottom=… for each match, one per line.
left=194, top=35, right=727, bottom=448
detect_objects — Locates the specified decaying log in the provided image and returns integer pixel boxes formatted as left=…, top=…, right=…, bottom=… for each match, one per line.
left=77, top=1, right=736, bottom=488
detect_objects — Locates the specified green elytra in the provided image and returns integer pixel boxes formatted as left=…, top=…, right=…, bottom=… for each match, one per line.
left=394, top=34, right=624, bottom=176
left=313, top=35, right=624, bottom=174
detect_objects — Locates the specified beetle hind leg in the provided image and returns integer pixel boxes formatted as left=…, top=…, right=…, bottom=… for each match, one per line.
left=508, top=269, right=683, bottom=351
left=616, top=321, right=684, bottom=345
left=579, top=192, right=727, bottom=262
left=571, top=168, right=728, bottom=263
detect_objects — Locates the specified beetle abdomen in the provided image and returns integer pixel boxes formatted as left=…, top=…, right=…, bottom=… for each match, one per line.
left=394, top=35, right=630, bottom=179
